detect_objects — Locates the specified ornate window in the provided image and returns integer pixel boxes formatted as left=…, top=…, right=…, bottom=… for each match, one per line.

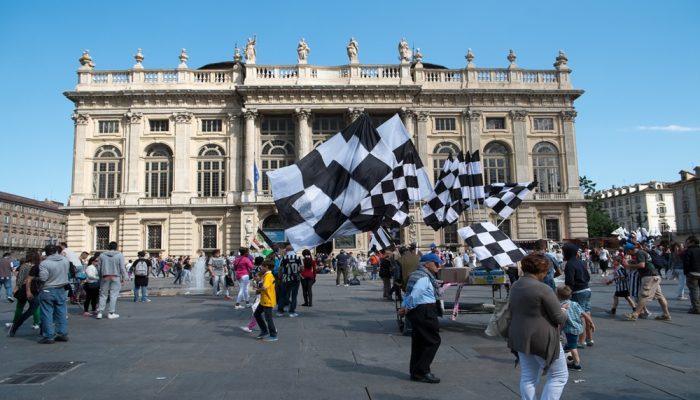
left=145, top=144, right=173, bottom=198
left=93, top=145, right=122, bottom=199
left=483, top=142, right=512, bottom=185
left=312, top=115, right=343, bottom=148
left=431, top=142, right=460, bottom=182
left=261, top=140, right=295, bottom=194
left=443, top=224, right=459, bottom=245
left=545, top=218, right=560, bottom=241
left=95, top=226, right=110, bottom=250
left=147, top=225, right=162, bottom=250
left=197, top=144, right=226, bottom=197
left=202, top=224, right=217, bottom=250
left=532, top=142, right=562, bottom=193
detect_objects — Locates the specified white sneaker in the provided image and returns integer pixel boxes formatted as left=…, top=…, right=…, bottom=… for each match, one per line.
left=289, top=313, right=299, bottom=318
left=32, top=324, right=40, bottom=330
left=234, top=305, right=243, bottom=309
left=4, top=322, right=12, bottom=328
left=240, top=326, right=253, bottom=333
left=107, top=313, right=120, bottom=319
left=96, top=313, right=103, bottom=319
left=344, top=284, right=349, bottom=287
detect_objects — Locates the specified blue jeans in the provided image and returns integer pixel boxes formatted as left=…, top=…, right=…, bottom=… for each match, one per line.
left=284, top=280, right=300, bottom=313
left=0, top=277, right=12, bottom=298
left=572, top=290, right=591, bottom=313
left=518, top=343, right=568, bottom=400
left=134, top=285, right=149, bottom=302
left=40, top=287, right=68, bottom=339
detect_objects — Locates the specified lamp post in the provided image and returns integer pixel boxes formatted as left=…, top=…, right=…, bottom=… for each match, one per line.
left=635, top=211, right=648, bottom=230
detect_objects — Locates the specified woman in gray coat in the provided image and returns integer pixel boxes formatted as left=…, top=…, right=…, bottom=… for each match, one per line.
left=508, top=254, right=569, bottom=400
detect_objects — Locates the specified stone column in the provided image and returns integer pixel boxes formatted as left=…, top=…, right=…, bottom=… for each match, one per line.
left=242, top=108, right=259, bottom=202
left=294, top=108, right=312, bottom=160
left=68, top=112, right=90, bottom=206
left=416, top=111, right=430, bottom=177
left=400, top=108, right=416, bottom=140
left=561, top=110, right=581, bottom=195
left=123, top=112, right=143, bottom=205
left=463, top=109, right=482, bottom=154
left=510, top=110, right=530, bottom=182
left=227, top=113, right=241, bottom=198
left=171, top=112, right=193, bottom=204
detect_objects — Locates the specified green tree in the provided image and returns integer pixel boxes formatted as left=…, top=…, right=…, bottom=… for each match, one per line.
left=580, top=176, right=617, bottom=237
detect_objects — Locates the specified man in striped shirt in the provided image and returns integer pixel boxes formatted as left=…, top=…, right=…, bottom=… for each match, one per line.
left=277, top=245, right=302, bottom=317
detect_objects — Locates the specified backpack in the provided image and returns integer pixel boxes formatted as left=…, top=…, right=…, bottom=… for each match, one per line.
left=349, top=277, right=361, bottom=285
left=134, top=260, right=148, bottom=277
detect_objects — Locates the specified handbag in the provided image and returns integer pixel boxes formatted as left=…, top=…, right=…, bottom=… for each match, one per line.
left=225, top=274, right=234, bottom=286
left=485, top=298, right=511, bottom=338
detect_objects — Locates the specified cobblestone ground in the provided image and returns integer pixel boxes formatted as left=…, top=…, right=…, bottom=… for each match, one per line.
left=1, top=274, right=699, bottom=400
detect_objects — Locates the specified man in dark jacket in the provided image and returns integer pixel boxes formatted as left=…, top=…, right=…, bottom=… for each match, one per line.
left=563, top=243, right=595, bottom=346
left=683, top=236, right=700, bottom=314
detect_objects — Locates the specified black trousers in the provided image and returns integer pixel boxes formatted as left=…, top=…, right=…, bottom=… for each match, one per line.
left=83, top=284, right=99, bottom=312
left=254, top=306, right=277, bottom=337
left=301, top=278, right=315, bottom=305
left=406, top=303, right=441, bottom=377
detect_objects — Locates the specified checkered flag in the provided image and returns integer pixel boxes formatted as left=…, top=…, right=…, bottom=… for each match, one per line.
left=267, top=114, right=433, bottom=248
left=421, top=155, right=460, bottom=230
left=484, top=182, right=536, bottom=219
left=368, top=226, right=393, bottom=252
left=460, top=150, right=485, bottom=209
left=458, top=222, right=526, bottom=269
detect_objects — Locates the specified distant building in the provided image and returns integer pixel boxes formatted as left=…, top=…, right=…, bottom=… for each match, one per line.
left=671, top=167, right=700, bottom=238
left=64, top=43, right=587, bottom=258
left=598, top=182, right=675, bottom=234
left=0, top=191, right=66, bottom=257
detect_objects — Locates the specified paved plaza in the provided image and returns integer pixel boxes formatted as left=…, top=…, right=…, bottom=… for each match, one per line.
left=1, top=275, right=699, bottom=400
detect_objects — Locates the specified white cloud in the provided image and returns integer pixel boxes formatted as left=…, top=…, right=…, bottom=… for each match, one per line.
left=636, top=125, right=700, bottom=132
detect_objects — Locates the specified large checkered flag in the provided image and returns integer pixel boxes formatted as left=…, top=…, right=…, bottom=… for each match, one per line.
left=267, top=114, right=433, bottom=249
left=422, top=155, right=460, bottom=230
left=484, top=182, right=536, bottom=219
left=461, top=150, right=485, bottom=209
left=458, top=222, right=526, bottom=269
left=368, top=226, right=393, bottom=253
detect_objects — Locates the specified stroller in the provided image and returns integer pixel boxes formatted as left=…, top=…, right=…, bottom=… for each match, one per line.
left=352, top=262, right=368, bottom=280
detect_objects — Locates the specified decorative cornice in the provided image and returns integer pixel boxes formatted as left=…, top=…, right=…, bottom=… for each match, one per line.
left=71, top=112, right=90, bottom=125
left=416, top=111, right=430, bottom=122
left=561, top=110, right=577, bottom=122
left=509, top=110, right=529, bottom=121
left=173, top=112, right=193, bottom=123
left=242, top=108, right=259, bottom=121
left=463, top=110, right=482, bottom=121
left=400, top=107, right=416, bottom=121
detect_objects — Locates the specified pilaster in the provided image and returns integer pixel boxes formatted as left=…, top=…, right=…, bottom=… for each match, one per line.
left=227, top=113, right=242, bottom=200
left=294, top=108, right=312, bottom=160
left=561, top=110, right=580, bottom=194
left=400, top=108, right=416, bottom=141
left=123, top=111, right=143, bottom=205
left=69, top=112, right=90, bottom=206
left=242, top=108, right=259, bottom=202
left=416, top=111, right=430, bottom=180
left=463, top=109, right=482, bottom=153
left=510, top=110, right=530, bottom=182
left=171, top=112, right=193, bottom=204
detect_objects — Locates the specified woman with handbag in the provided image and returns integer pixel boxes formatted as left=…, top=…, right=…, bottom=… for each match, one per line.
left=6, top=251, right=42, bottom=337
left=508, top=254, right=569, bottom=400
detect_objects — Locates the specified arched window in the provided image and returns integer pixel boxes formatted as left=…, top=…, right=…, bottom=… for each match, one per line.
left=261, top=140, right=295, bottom=193
left=144, top=144, right=173, bottom=198
left=532, top=142, right=561, bottom=193
left=483, top=142, right=512, bottom=185
left=431, top=142, right=460, bottom=182
left=197, top=144, right=226, bottom=197
left=93, top=145, right=122, bottom=199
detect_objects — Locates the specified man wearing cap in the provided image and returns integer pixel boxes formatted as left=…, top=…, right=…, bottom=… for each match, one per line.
left=623, top=242, right=672, bottom=321
left=398, top=253, right=443, bottom=384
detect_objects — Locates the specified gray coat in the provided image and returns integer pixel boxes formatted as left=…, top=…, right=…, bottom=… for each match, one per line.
left=98, top=250, right=126, bottom=278
left=508, top=275, right=567, bottom=369
left=39, top=254, right=70, bottom=289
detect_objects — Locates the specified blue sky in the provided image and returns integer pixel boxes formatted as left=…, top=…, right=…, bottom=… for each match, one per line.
left=1, top=0, right=698, bottom=202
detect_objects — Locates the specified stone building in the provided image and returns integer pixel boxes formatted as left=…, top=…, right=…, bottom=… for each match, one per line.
left=598, top=182, right=676, bottom=234
left=64, top=42, right=587, bottom=258
left=0, top=191, right=66, bottom=257
left=671, top=167, right=700, bottom=238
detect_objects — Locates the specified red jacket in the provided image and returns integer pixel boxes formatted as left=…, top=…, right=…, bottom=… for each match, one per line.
left=300, top=256, right=317, bottom=279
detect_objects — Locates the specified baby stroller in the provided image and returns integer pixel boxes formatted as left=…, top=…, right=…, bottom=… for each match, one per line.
left=352, top=262, right=368, bottom=280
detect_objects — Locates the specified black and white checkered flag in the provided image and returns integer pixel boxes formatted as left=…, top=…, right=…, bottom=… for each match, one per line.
left=484, top=182, right=536, bottom=219
left=267, top=114, right=433, bottom=248
left=421, top=155, right=460, bottom=230
left=461, top=150, right=485, bottom=210
left=458, top=222, right=526, bottom=269
left=368, top=226, right=393, bottom=253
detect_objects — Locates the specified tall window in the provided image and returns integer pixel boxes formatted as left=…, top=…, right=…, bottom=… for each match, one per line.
left=656, top=193, right=664, bottom=201
left=261, top=140, right=295, bottom=193
left=93, top=146, right=122, bottom=199
left=483, top=142, right=511, bottom=185
left=197, top=144, right=226, bottom=197
left=545, top=219, right=560, bottom=241
left=95, top=226, right=110, bottom=250
left=443, top=224, right=459, bottom=245
left=145, top=144, right=173, bottom=198
left=532, top=142, right=562, bottom=193
left=147, top=225, right=162, bottom=250
left=431, top=142, right=460, bottom=182
left=202, top=224, right=217, bottom=250
left=312, top=115, right=343, bottom=148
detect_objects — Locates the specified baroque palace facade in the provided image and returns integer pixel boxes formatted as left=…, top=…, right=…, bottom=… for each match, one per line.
left=64, top=41, right=587, bottom=257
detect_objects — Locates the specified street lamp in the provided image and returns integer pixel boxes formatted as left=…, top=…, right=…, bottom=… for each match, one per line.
left=635, top=211, right=648, bottom=230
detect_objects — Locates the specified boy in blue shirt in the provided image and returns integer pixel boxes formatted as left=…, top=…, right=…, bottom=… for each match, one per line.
left=557, top=285, right=594, bottom=371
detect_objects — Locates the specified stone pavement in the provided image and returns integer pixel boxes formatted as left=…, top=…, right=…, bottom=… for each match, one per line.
left=1, top=274, right=699, bottom=400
